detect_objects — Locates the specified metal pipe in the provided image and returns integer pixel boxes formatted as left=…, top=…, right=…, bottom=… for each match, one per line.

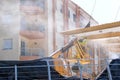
left=106, top=59, right=112, bottom=80
left=46, top=60, right=51, bottom=80
left=14, top=65, right=18, bottom=80
left=77, top=60, right=83, bottom=80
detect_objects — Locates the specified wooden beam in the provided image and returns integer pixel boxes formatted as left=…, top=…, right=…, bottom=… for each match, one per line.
left=107, top=39, right=120, bottom=43
left=108, top=48, right=120, bottom=53
left=61, top=21, right=120, bottom=35
left=104, top=43, right=120, bottom=52
left=85, top=32, right=120, bottom=39
left=106, top=44, right=120, bottom=49
left=105, top=43, right=120, bottom=45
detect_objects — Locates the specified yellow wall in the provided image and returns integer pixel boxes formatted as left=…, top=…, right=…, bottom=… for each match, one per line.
left=20, top=0, right=48, bottom=57
left=21, top=36, right=48, bottom=57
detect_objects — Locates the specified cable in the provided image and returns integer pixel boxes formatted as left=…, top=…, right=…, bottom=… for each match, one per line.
left=114, top=5, right=120, bottom=21
left=85, top=0, right=96, bottom=28
left=90, top=0, right=96, bottom=18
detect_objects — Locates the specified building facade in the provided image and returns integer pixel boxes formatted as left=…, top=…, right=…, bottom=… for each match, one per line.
left=0, top=0, right=98, bottom=60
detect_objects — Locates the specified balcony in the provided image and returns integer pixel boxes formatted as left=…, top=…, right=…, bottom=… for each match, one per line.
left=20, top=25, right=45, bottom=39
left=20, top=6, right=45, bottom=15
left=20, top=48, right=45, bottom=60
left=20, top=30, right=45, bottom=39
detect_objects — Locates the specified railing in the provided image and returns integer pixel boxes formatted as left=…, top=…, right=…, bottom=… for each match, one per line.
left=21, top=48, right=45, bottom=56
left=0, top=58, right=119, bottom=80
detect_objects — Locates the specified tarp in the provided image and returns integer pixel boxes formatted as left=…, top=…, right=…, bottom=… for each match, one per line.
left=97, top=59, right=120, bottom=80
left=0, top=57, right=88, bottom=80
left=0, top=57, right=65, bottom=80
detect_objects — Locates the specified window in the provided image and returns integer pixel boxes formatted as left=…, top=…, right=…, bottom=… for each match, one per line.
left=73, top=14, right=76, bottom=22
left=21, top=41, right=26, bottom=56
left=60, top=5, right=63, bottom=13
left=3, top=39, right=13, bottom=50
left=68, top=10, right=70, bottom=18
left=39, top=24, right=45, bottom=32
left=39, top=48, right=45, bottom=57
left=80, top=15, right=86, bottom=28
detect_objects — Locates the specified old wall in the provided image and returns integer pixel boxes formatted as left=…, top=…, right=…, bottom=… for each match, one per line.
left=0, top=0, right=20, bottom=60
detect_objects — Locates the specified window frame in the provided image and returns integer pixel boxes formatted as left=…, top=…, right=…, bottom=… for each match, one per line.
left=68, top=9, right=70, bottom=18
left=3, top=39, right=13, bottom=50
left=73, top=14, right=76, bottom=22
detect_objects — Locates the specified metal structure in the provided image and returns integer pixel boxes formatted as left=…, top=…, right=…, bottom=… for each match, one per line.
left=0, top=58, right=119, bottom=80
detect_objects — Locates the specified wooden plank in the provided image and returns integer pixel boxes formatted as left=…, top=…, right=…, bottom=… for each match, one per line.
left=61, top=21, right=120, bottom=35
left=108, top=48, right=120, bottom=53
left=107, top=39, right=120, bottom=43
left=108, top=45, right=120, bottom=48
left=85, top=32, right=120, bottom=39
left=105, top=43, right=120, bottom=45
